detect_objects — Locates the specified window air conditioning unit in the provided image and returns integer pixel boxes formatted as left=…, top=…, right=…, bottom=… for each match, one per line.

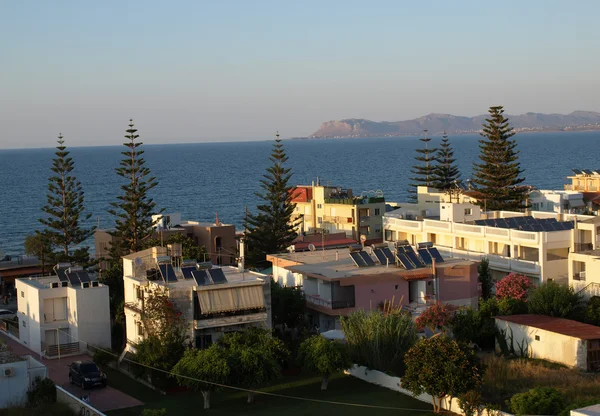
left=51, top=282, right=59, bottom=288
left=3, top=368, right=14, bottom=377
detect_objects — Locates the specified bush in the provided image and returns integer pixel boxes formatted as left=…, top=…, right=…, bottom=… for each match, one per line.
left=27, top=377, right=56, bottom=406
left=341, top=309, right=417, bottom=376
left=141, top=409, right=167, bottom=416
left=527, top=281, right=583, bottom=320
left=415, top=302, right=457, bottom=333
left=585, top=296, right=600, bottom=326
left=495, top=273, right=534, bottom=302
left=510, top=387, right=564, bottom=415
left=458, top=390, right=484, bottom=416
left=451, top=307, right=482, bottom=344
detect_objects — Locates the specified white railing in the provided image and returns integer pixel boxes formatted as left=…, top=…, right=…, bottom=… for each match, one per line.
left=453, top=223, right=484, bottom=235
left=485, top=227, right=510, bottom=237
left=384, top=217, right=423, bottom=230
left=487, top=254, right=511, bottom=269
left=511, top=259, right=540, bottom=273
left=510, top=230, right=539, bottom=243
left=436, top=248, right=540, bottom=275
left=424, top=219, right=451, bottom=231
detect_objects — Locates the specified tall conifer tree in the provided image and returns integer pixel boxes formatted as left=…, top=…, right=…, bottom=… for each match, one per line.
left=108, top=120, right=160, bottom=256
left=245, top=133, right=299, bottom=268
left=39, top=134, right=94, bottom=265
left=472, top=106, right=529, bottom=211
left=431, top=132, right=461, bottom=199
left=408, top=130, right=437, bottom=201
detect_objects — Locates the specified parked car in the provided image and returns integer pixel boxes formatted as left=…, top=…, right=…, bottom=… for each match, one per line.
left=0, top=309, right=17, bottom=321
left=68, top=361, right=107, bottom=389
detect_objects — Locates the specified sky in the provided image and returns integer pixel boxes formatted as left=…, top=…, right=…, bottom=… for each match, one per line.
left=1, top=0, right=600, bottom=148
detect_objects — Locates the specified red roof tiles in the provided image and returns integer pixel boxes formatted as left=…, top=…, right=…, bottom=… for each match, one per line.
left=496, top=314, right=600, bottom=340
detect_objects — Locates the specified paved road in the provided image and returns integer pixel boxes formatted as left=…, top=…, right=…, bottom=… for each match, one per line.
left=0, top=332, right=143, bottom=412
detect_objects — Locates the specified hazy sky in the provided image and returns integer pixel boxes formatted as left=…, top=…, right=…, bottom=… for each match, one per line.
left=2, top=0, right=599, bottom=148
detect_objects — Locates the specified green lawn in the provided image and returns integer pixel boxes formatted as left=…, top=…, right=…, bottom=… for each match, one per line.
left=104, top=368, right=435, bottom=416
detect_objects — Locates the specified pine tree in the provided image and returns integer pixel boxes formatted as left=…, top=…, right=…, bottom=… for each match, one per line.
left=408, top=130, right=437, bottom=201
left=39, top=134, right=95, bottom=265
left=245, top=134, right=300, bottom=268
left=472, top=106, right=529, bottom=211
left=108, top=119, right=161, bottom=256
left=431, top=132, right=461, bottom=200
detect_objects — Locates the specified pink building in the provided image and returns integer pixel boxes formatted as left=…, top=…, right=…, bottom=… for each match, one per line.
left=268, top=247, right=480, bottom=332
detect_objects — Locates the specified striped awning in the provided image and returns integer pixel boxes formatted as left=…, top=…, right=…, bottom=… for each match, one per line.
left=197, top=285, right=265, bottom=314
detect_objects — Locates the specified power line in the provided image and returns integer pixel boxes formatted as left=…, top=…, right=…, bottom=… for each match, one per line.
left=55, top=328, right=451, bottom=414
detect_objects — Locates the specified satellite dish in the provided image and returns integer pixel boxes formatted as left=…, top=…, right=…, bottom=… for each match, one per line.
left=135, top=257, right=143, bottom=266
left=308, top=244, right=316, bottom=252
left=360, top=234, right=367, bottom=242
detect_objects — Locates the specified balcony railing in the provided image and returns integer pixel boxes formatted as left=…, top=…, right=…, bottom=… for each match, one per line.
left=331, top=300, right=355, bottom=309
left=305, top=294, right=355, bottom=310
left=42, top=342, right=79, bottom=357
left=574, top=271, right=586, bottom=281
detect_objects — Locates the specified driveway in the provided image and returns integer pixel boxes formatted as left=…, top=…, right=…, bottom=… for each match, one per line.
left=0, top=332, right=143, bottom=412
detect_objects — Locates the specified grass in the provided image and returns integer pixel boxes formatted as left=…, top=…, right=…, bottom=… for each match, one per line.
left=481, top=354, right=600, bottom=411
left=104, top=367, right=436, bottom=416
left=0, top=402, right=75, bottom=416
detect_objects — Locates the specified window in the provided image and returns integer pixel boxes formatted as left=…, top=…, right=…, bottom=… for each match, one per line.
left=135, top=285, right=143, bottom=300
left=195, top=334, right=212, bottom=349
left=464, top=208, right=472, bottom=216
left=21, top=291, right=24, bottom=298
left=318, top=217, right=323, bottom=224
left=375, top=228, right=381, bottom=234
left=136, top=321, right=144, bottom=337
left=317, top=204, right=322, bottom=209
left=375, top=208, right=381, bottom=216
left=535, top=335, right=540, bottom=341
left=22, top=320, right=26, bottom=328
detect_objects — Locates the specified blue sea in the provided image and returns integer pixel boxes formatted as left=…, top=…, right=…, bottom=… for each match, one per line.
left=0, top=131, right=598, bottom=255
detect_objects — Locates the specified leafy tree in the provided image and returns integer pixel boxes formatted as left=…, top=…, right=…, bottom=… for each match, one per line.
left=108, top=119, right=161, bottom=257
left=270, top=279, right=306, bottom=328
left=341, top=308, right=417, bottom=376
left=298, top=335, right=352, bottom=390
left=510, top=387, right=565, bottom=416
left=495, top=273, right=534, bottom=302
left=431, top=133, right=461, bottom=199
left=584, top=296, right=600, bottom=326
left=218, top=327, right=288, bottom=403
left=131, top=289, right=188, bottom=389
left=244, top=134, right=300, bottom=268
left=38, top=134, right=95, bottom=265
left=408, top=130, right=437, bottom=201
left=143, top=233, right=207, bottom=261
left=415, top=302, right=458, bottom=333
left=527, top=281, right=584, bottom=319
left=478, top=258, right=493, bottom=300
left=24, top=232, right=53, bottom=275
left=402, top=336, right=484, bottom=414
left=451, top=307, right=483, bottom=344
left=172, top=345, right=230, bottom=409
left=472, top=106, right=529, bottom=211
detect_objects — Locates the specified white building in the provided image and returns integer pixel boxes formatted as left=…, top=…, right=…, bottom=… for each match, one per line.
left=16, top=265, right=111, bottom=357
left=529, top=189, right=586, bottom=214
left=122, top=247, right=271, bottom=351
left=384, top=201, right=597, bottom=284
left=495, top=315, right=600, bottom=371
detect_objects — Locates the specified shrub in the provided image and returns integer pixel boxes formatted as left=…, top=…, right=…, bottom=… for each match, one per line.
left=528, top=281, right=583, bottom=319
left=92, top=348, right=114, bottom=368
left=27, top=377, right=56, bottom=406
left=415, top=302, right=458, bottom=333
left=141, top=409, right=167, bottom=416
left=341, top=309, right=417, bottom=376
left=478, top=258, right=493, bottom=300
left=458, top=390, right=484, bottom=416
left=298, top=335, right=352, bottom=390
left=510, top=387, right=564, bottom=415
left=584, top=296, right=600, bottom=326
left=451, top=307, right=482, bottom=344
left=495, top=273, right=534, bottom=302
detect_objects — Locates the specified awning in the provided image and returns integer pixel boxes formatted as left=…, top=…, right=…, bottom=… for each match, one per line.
left=321, top=330, right=345, bottom=341
left=569, top=199, right=585, bottom=208
left=197, top=285, right=265, bottom=314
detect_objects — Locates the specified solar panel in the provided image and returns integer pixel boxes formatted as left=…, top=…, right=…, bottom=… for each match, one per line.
left=404, top=248, right=424, bottom=267
left=381, top=248, right=396, bottom=265
left=359, top=251, right=376, bottom=267
left=77, top=271, right=91, bottom=283
left=65, top=271, right=79, bottom=286
left=181, top=266, right=196, bottom=279
left=428, top=248, right=445, bottom=263
left=56, top=268, right=68, bottom=283
left=192, top=270, right=212, bottom=286
left=396, top=253, right=415, bottom=270
left=373, top=249, right=388, bottom=265
left=350, top=251, right=367, bottom=267
left=159, top=264, right=178, bottom=282
left=583, top=169, right=593, bottom=175
left=418, top=248, right=433, bottom=265
left=573, top=169, right=582, bottom=175
left=564, top=221, right=575, bottom=230
left=208, top=268, right=228, bottom=284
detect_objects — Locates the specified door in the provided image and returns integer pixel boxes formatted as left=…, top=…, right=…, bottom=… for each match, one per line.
left=409, top=281, right=419, bottom=303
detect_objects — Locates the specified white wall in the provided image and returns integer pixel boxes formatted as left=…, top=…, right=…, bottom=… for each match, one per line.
left=72, top=285, right=111, bottom=349
left=272, top=264, right=303, bottom=287
left=0, top=360, right=29, bottom=408
left=495, top=319, right=585, bottom=370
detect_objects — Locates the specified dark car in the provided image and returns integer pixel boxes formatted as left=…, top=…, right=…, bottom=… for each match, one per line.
left=68, top=361, right=107, bottom=389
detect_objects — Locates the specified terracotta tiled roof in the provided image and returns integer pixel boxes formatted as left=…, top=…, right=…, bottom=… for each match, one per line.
left=496, top=314, right=600, bottom=340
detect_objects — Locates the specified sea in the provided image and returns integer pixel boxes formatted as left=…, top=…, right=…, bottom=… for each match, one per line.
left=0, top=131, right=598, bottom=256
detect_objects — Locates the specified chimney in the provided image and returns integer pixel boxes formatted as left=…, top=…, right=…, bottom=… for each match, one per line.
left=238, top=238, right=245, bottom=272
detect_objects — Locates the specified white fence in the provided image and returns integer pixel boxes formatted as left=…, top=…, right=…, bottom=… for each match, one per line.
left=56, top=385, right=106, bottom=416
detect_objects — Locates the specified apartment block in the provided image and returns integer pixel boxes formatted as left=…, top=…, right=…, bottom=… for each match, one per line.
left=122, top=247, right=271, bottom=351
left=16, top=265, right=111, bottom=358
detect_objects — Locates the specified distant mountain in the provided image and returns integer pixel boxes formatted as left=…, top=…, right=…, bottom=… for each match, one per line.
left=309, top=111, right=600, bottom=138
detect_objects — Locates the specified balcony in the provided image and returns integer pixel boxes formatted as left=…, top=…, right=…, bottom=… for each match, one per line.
left=305, top=294, right=355, bottom=310
left=359, top=216, right=370, bottom=223
left=42, top=342, right=80, bottom=358
left=194, top=310, right=268, bottom=329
